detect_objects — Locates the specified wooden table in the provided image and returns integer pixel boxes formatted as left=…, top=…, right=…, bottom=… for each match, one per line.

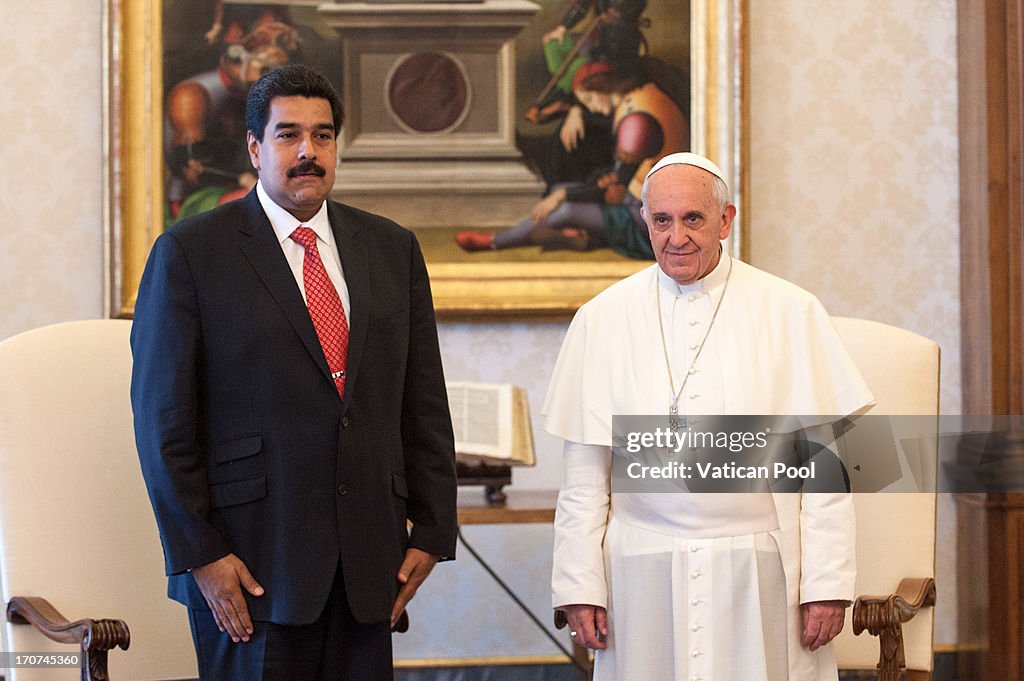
left=457, top=488, right=557, bottom=525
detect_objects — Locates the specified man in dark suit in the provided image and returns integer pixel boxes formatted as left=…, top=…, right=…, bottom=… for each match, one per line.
left=131, top=64, right=458, bottom=681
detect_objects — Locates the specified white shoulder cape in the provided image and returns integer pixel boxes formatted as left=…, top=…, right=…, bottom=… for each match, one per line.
left=543, top=258, right=874, bottom=443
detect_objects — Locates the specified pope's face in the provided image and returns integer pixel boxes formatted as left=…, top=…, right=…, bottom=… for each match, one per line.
left=641, top=164, right=735, bottom=285
left=247, top=95, right=337, bottom=222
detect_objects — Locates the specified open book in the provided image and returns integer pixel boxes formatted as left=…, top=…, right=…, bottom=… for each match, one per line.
left=446, top=382, right=536, bottom=467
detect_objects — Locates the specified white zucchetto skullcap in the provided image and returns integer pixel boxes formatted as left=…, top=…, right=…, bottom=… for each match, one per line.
left=644, top=152, right=727, bottom=190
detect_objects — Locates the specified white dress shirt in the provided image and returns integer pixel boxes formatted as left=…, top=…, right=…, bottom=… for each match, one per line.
left=256, top=180, right=351, bottom=321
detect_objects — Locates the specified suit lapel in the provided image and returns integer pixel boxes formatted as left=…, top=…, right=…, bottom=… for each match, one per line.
left=328, top=202, right=370, bottom=413
left=236, top=191, right=333, bottom=382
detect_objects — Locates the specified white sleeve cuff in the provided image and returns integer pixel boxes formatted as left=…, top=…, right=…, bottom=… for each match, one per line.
left=551, top=441, right=612, bottom=609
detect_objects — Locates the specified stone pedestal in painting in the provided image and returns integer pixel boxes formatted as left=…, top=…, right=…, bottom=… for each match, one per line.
left=318, top=1, right=544, bottom=228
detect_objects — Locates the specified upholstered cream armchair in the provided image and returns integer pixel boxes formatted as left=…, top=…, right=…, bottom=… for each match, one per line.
left=831, top=317, right=940, bottom=681
left=0, top=320, right=196, bottom=681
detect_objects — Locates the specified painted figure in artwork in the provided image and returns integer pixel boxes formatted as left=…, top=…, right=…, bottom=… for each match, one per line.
left=516, top=0, right=649, bottom=192
left=458, top=54, right=689, bottom=259
left=462, top=0, right=689, bottom=258
left=164, top=3, right=299, bottom=224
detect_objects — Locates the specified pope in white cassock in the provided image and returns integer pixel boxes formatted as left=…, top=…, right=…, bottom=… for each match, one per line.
left=544, top=152, right=875, bottom=681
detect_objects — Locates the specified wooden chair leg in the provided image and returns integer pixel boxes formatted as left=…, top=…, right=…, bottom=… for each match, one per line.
left=853, top=577, right=936, bottom=681
left=570, top=640, right=593, bottom=679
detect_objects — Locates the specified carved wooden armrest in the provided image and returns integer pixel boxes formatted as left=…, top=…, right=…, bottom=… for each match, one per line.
left=852, top=577, right=936, bottom=681
left=6, top=596, right=130, bottom=681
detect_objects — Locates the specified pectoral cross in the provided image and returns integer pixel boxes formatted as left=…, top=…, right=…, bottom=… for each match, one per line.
left=669, top=400, right=686, bottom=431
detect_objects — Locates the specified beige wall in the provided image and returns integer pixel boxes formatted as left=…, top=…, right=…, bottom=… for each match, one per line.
left=0, top=2, right=105, bottom=341
left=748, top=0, right=959, bottom=644
left=749, top=0, right=960, bottom=413
left=0, top=0, right=960, bottom=649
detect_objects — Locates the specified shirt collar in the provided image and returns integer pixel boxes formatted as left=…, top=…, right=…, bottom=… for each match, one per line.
left=656, top=245, right=731, bottom=297
left=256, top=180, right=332, bottom=246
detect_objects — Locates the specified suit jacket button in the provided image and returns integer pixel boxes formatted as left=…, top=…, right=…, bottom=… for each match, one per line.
left=341, top=416, right=350, bottom=428
left=337, top=484, right=349, bottom=495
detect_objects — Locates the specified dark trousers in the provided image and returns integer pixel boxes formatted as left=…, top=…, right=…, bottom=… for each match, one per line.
left=188, top=561, right=393, bottom=681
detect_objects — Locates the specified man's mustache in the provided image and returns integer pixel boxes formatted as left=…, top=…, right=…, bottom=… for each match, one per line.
left=286, top=161, right=327, bottom=178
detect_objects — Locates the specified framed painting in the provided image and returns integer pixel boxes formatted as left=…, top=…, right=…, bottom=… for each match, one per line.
left=105, top=0, right=747, bottom=319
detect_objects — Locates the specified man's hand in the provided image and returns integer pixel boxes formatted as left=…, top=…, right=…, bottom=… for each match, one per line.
left=560, top=105, right=585, bottom=152
left=390, top=548, right=439, bottom=628
left=543, top=25, right=567, bottom=44
left=238, top=171, right=258, bottom=191
left=183, top=159, right=205, bottom=185
left=561, top=603, right=608, bottom=650
left=531, top=188, right=567, bottom=224
left=800, top=599, right=848, bottom=651
left=191, top=553, right=264, bottom=643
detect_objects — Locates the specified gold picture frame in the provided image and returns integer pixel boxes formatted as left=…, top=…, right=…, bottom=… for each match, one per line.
left=104, top=0, right=747, bottom=320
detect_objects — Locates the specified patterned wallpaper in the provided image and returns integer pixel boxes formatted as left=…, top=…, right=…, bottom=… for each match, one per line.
left=0, top=0, right=960, bottom=652
left=0, top=2, right=104, bottom=342
left=748, top=0, right=960, bottom=643
left=748, top=0, right=960, bottom=412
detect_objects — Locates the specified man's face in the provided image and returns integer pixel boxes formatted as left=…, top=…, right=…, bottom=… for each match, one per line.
left=641, top=164, right=736, bottom=285
left=247, top=95, right=337, bottom=222
left=574, top=88, right=613, bottom=116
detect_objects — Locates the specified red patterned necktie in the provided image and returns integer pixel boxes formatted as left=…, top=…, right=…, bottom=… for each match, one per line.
left=289, top=226, right=349, bottom=399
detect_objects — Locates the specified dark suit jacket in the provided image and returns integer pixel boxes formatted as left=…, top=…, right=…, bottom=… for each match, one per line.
left=131, top=190, right=457, bottom=626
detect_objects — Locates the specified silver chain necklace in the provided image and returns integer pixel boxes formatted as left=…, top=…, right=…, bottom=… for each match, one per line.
left=655, top=254, right=733, bottom=430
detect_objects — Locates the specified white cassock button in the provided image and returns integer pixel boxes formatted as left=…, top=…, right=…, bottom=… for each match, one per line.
left=689, top=319, right=700, bottom=326
left=688, top=367, right=698, bottom=375
left=691, top=649, right=703, bottom=658
left=690, top=570, right=703, bottom=579
left=687, top=293, right=699, bottom=302
left=690, top=598, right=703, bottom=606
left=689, top=393, right=701, bottom=400
left=689, top=343, right=700, bottom=350
left=691, top=624, right=702, bottom=632
left=690, top=545, right=702, bottom=552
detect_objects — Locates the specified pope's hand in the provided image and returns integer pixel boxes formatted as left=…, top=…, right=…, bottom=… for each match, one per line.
left=800, top=599, right=847, bottom=651
left=561, top=603, right=608, bottom=650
